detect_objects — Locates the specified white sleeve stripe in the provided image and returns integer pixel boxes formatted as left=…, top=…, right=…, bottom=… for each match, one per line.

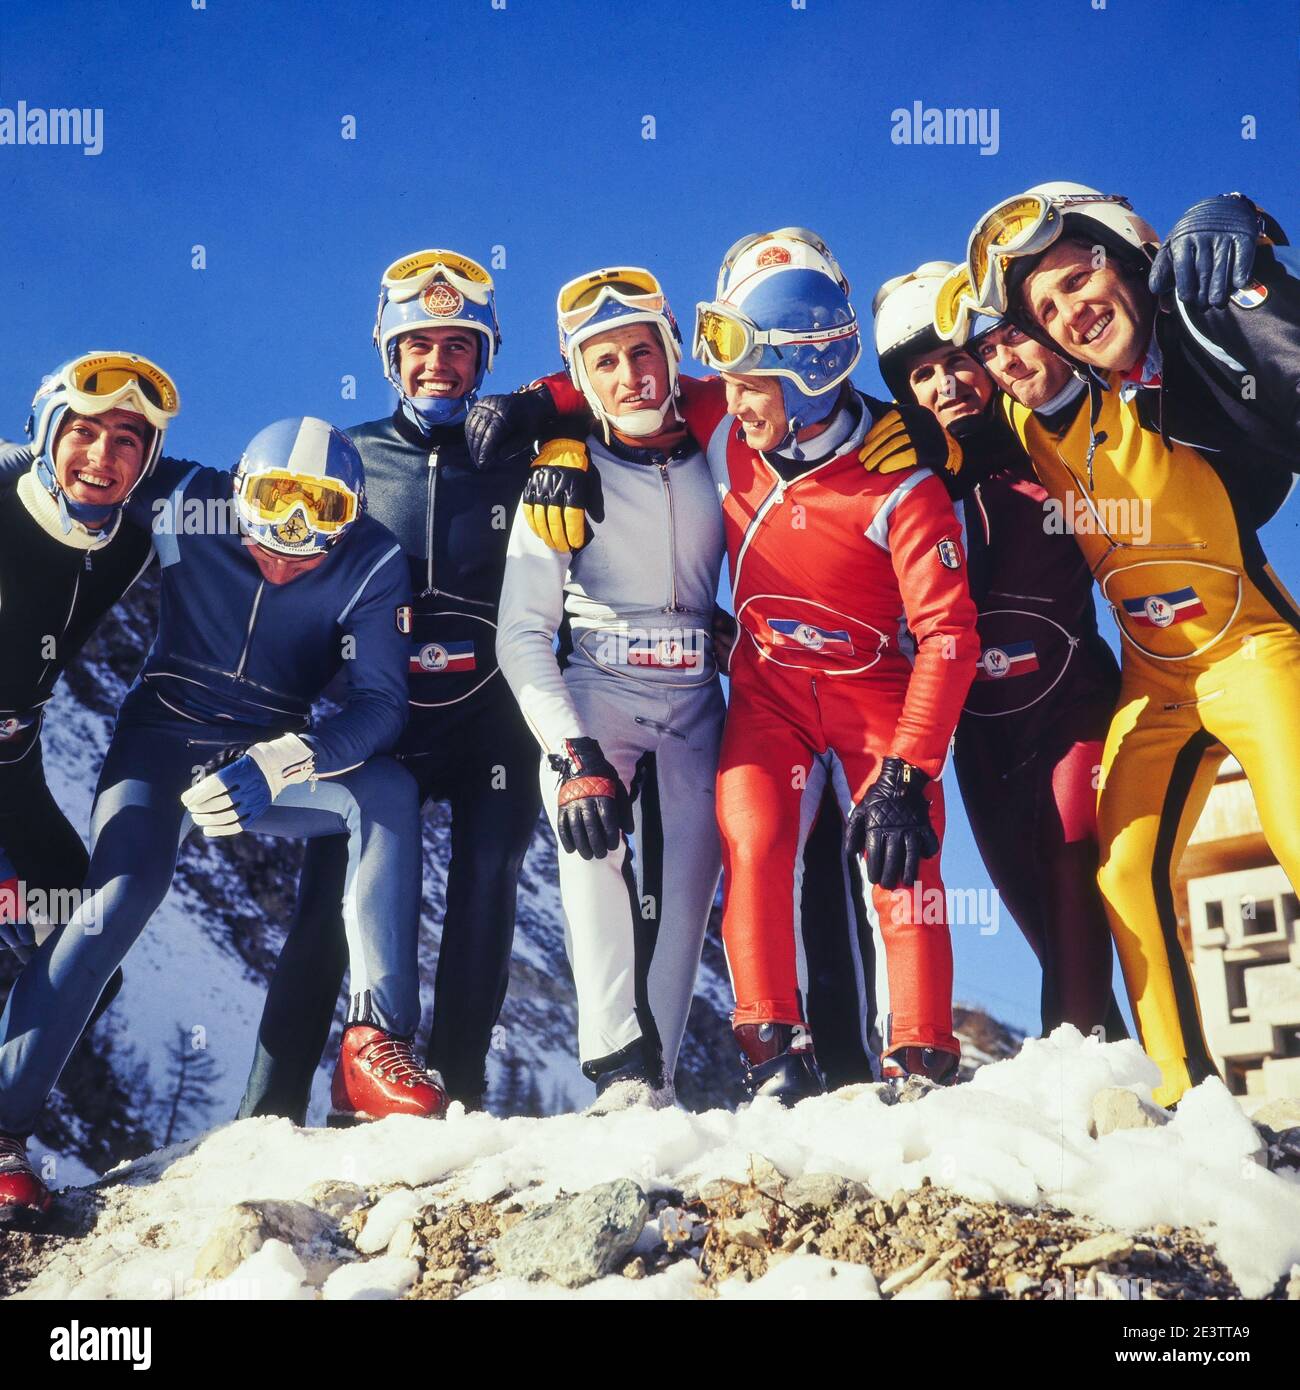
left=337, top=542, right=403, bottom=622
left=154, top=464, right=202, bottom=567
left=1174, top=296, right=1247, bottom=374
left=863, top=467, right=932, bottom=550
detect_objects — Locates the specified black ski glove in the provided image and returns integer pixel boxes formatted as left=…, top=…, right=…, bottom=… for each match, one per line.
left=548, top=737, right=633, bottom=861
left=1148, top=194, right=1261, bottom=310
left=465, top=386, right=559, bottom=472
left=844, top=756, right=939, bottom=891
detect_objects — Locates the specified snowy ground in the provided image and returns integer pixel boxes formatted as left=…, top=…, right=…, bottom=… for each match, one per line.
left=14, top=1028, right=1300, bottom=1301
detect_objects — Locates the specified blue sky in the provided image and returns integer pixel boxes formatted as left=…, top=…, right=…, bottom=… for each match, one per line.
left=2, top=0, right=1296, bottom=1032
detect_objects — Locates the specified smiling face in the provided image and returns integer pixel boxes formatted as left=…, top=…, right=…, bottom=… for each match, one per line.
left=905, top=345, right=994, bottom=434
left=1020, top=237, right=1155, bottom=374
left=971, top=322, right=1075, bottom=409
left=53, top=409, right=151, bottom=518
left=720, top=372, right=788, bottom=451
left=398, top=327, right=479, bottom=401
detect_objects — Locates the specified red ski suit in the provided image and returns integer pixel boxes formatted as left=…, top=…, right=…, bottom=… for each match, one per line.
left=541, top=375, right=979, bottom=1057
left=689, top=385, right=977, bottom=1053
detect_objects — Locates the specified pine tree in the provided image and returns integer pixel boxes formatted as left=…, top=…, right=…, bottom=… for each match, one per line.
left=498, top=1054, right=526, bottom=1118
left=162, top=1025, right=223, bottom=1145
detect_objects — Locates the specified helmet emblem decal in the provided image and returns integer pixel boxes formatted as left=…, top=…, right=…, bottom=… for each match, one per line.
left=756, top=246, right=792, bottom=268
left=421, top=281, right=464, bottom=317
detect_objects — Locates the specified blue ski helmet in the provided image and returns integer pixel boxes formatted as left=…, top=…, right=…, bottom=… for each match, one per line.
left=695, top=228, right=861, bottom=434
left=233, top=417, right=366, bottom=557
left=27, top=352, right=179, bottom=536
left=373, top=249, right=501, bottom=429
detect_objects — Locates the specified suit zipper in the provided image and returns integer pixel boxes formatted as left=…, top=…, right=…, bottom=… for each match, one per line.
left=658, top=460, right=680, bottom=613
left=37, top=568, right=83, bottom=691
left=234, top=581, right=266, bottom=678
left=733, top=468, right=788, bottom=594
left=423, top=447, right=440, bottom=597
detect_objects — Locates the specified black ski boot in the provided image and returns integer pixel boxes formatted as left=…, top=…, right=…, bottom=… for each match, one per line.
left=891, top=1045, right=960, bottom=1100
left=735, top=1023, right=826, bottom=1105
left=583, top=1038, right=674, bottom=1115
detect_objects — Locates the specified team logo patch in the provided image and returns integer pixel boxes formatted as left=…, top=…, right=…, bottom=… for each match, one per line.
left=1230, top=282, right=1268, bottom=310
left=936, top=538, right=962, bottom=570
left=1122, top=587, right=1207, bottom=629
left=975, top=641, right=1040, bottom=681
left=421, top=281, right=464, bottom=317
left=768, top=618, right=854, bottom=656
left=626, top=638, right=702, bottom=670
left=395, top=605, right=412, bottom=635
left=410, top=640, right=476, bottom=674
left=271, top=514, right=311, bottom=546
left=756, top=245, right=792, bottom=268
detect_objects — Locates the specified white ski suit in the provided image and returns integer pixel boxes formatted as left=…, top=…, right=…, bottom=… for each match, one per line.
left=497, top=432, right=726, bottom=1083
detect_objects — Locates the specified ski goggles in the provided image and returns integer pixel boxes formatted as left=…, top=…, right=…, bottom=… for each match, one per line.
left=714, top=226, right=851, bottom=296
left=380, top=249, right=496, bottom=305
left=556, top=267, right=667, bottom=337
left=60, top=352, right=180, bottom=430
left=237, top=470, right=359, bottom=532
left=932, top=264, right=988, bottom=344
left=693, top=301, right=859, bottom=373
left=967, top=192, right=1133, bottom=313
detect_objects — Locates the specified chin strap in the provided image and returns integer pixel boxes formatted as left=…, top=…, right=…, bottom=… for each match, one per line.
left=591, top=389, right=684, bottom=446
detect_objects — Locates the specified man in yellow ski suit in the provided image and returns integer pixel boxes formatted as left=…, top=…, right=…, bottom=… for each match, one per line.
left=954, top=184, right=1300, bottom=1105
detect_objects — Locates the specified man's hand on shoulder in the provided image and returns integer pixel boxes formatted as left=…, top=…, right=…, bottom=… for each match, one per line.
left=859, top=401, right=962, bottom=480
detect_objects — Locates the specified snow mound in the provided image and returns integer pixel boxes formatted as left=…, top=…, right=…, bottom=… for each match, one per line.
left=14, top=1028, right=1300, bottom=1301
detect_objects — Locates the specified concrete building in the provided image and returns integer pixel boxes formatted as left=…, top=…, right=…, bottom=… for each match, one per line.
left=1174, top=759, right=1300, bottom=1103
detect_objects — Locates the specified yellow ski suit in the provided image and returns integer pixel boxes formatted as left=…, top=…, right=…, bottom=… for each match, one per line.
left=1008, top=384, right=1300, bottom=1105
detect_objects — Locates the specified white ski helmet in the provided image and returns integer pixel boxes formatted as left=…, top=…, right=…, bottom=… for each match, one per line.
left=872, top=261, right=962, bottom=401
left=967, top=181, right=1159, bottom=318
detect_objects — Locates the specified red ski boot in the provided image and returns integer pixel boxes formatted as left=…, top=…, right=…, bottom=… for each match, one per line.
left=329, top=1026, right=448, bottom=1126
left=0, top=1136, right=52, bottom=1227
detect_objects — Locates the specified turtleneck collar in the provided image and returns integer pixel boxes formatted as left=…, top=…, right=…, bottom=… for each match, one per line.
left=17, top=466, right=120, bottom=550
left=391, top=407, right=466, bottom=451
left=767, top=390, right=864, bottom=480
left=599, top=430, right=696, bottom=467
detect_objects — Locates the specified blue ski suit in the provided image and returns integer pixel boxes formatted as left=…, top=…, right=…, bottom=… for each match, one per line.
left=239, top=411, right=540, bottom=1118
left=0, top=456, right=419, bottom=1137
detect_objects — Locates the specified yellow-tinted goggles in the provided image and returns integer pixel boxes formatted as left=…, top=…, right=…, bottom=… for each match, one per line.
left=932, top=264, right=981, bottom=343
left=239, top=471, right=358, bottom=531
left=556, top=267, right=665, bottom=335
left=967, top=196, right=1060, bottom=312
left=381, top=249, right=495, bottom=304
left=692, top=301, right=858, bottom=373
left=693, top=305, right=754, bottom=369
left=65, top=352, right=179, bottom=428
left=967, top=191, right=1133, bottom=313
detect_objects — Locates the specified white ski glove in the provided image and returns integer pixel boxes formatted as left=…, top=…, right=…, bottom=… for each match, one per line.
left=181, top=732, right=316, bottom=837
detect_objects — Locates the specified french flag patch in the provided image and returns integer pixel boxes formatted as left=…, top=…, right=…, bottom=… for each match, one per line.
left=1122, top=588, right=1207, bottom=630
left=626, top=639, right=702, bottom=669
left=768, top=618, right=855, bottom=655
left=976, top=641, right=1039, bottom=680
left=410, top=640, right=476, bottom=674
